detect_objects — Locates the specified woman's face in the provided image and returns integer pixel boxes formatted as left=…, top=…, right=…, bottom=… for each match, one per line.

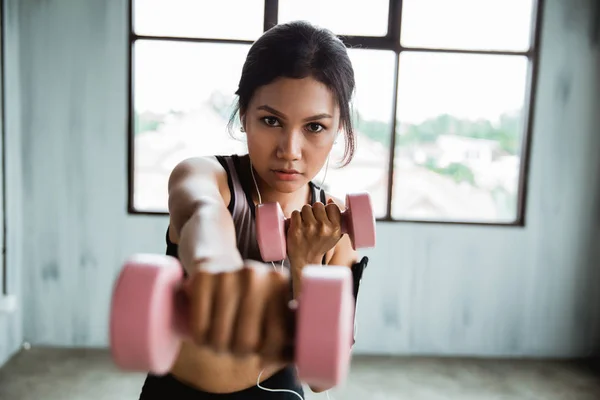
left=242, top=76, right=340, bottom=194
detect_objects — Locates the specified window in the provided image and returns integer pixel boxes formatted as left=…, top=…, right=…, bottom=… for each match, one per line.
left=129, top=0, right=542, bottom=225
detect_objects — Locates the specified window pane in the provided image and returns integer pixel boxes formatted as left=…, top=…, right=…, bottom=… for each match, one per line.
left=278, top=0, right=389, bottom=37
left=392, top=52, right=529, bottom=223
left=313, top=49, right=396, bottom=219
left=133, top=0, right=264, bottom=40
left=400, top=0, right=535, bottom=51
left=133, top=40, right=250, bottom=212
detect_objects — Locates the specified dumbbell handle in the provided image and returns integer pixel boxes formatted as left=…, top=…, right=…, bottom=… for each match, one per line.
left=282, top=207, right=351, bottom=236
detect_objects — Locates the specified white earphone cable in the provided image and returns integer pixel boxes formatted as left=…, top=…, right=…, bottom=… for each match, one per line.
left=249, top=157, right=335, bottom=400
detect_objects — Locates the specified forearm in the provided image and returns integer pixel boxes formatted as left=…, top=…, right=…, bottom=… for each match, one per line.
left=177, top=199, right=243, bottom=275
left=290, top=254, right=324, bottom=298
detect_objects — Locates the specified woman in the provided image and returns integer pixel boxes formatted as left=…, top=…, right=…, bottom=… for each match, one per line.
left=139, top=20, right=369, bottom=399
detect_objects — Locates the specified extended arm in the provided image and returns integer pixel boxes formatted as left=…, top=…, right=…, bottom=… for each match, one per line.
left=168, top=157, right=243, bottom=275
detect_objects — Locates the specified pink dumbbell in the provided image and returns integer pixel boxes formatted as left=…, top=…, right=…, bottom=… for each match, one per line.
left=256, top=192, right=376, bottom=262
left=109, top=254, right=355, bottom=388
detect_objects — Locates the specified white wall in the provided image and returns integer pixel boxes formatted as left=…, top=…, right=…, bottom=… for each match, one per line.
left=0, top=0, right=599, bottom=368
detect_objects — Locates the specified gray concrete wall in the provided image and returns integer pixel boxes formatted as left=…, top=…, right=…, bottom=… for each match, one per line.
left=0, top=0, right=24, bottom=366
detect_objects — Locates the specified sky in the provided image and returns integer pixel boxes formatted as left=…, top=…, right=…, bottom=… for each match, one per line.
left=132, top=0, right=536, bottom=124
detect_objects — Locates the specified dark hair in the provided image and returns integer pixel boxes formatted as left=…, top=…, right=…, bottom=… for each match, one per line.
left=228, top=20, right=356, bottom=166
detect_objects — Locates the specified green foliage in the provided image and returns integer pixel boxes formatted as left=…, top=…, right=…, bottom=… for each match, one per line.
left=423, top=159, right=476, bottom=186
left=355, top=111, right=523, bottom=156
left=134, top=111, right=164, bottom=135
left=354, top=115, right=390, bottom=145
left=354, top=111, right=523, bottom=189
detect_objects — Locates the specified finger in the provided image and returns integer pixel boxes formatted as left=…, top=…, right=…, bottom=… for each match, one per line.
left=300, top=204, right=317, bottom=225
left=325, top=201, right=343, bottom=233
left=186, top=270, right=216, bottom=347
left=289, top=209, right=302, bottom=230
left=259, top=272, right=292, bottom=363
left=312, top=201, right=329, bottom=224
left=208, top=270, right=242, bottom=352
left=231, top=262, right=270, bottom=355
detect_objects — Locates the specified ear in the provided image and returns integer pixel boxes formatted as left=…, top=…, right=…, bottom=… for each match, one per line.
left=239, top=108, right=247, bottom=131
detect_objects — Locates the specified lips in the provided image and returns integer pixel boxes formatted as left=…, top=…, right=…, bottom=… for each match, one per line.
left=272, top=168, right=302, bottom=181
left=274, top=169, right=300, bottom=174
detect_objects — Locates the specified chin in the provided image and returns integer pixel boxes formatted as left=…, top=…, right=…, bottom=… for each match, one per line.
left=268, top=179, right=306, bottom=193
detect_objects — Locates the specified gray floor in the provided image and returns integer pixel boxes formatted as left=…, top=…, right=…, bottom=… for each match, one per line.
left=0, top=348, right=599, bottom=399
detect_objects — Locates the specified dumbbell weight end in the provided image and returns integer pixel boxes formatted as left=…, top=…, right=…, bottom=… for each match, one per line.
left=109, top=254, right=191, bottom=375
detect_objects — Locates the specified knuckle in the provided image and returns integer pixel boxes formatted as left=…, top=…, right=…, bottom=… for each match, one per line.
left=234, top=335, right=259, bottom=354
left=239, top=265, right=256, bottom=287
left=191, top=270, right=209, bottom=290
left=215, top=272, right=234, bottom=300
left=191, top=324, right=207, bottom=346
left=326, top=204, right=341, bottom=218
left=267, top=268, right=281, bottom=284
left=317, top=223, right=328, bottom=236
left=211, top=336, right=227, bottom=353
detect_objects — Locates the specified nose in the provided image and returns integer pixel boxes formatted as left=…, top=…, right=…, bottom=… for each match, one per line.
left=276, top=129, right=302, bottom=161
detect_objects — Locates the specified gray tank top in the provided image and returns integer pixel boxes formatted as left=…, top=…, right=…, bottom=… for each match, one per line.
left=215, top=154, right=327, bottom=269
left=166, top=154, right=327, bottom=270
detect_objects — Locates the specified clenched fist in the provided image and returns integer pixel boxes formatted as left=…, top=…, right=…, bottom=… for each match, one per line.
left=182, top=261, right=296, bottom=363
left=286, top=199, right=344, bottom=265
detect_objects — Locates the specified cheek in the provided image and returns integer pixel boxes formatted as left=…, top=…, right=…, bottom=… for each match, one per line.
left=245, top=128, right=275, bottom=159
left=306, top=137, right=335, bottom=162
left=310, top=131, right=337, bottom=151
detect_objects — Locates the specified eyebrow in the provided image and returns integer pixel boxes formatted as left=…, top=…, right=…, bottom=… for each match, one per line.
left=257, top=105, right=333, bottom=122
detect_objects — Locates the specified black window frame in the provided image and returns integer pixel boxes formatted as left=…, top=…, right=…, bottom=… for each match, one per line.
left=127, top=0, right=545, bottom=227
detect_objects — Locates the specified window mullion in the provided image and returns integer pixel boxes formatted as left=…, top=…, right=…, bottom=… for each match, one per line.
left=386, top=51, right=400, bottom=220
left=264, top=0, right=278, bottom=32
left=387, top=0, right=402, bottom=41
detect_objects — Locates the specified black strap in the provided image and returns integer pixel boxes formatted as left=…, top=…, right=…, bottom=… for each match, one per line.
left=351, top=256, right=368, bottom=302
left=319, top=188, right=327, bottom=265
left=350, top=256, right=368, bottom=346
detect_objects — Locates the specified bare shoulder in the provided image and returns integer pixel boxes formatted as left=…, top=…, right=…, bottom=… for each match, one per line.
left=168, top=156, right=230, bottom=200
left=168, top=156, right=226, bottom=189
left=167, top=156, right=232, bottom=243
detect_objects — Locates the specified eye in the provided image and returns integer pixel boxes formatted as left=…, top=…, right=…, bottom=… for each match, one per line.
left=261, top=116, right=281, bottom=127
left=306, top=123, right=325, bottom=133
